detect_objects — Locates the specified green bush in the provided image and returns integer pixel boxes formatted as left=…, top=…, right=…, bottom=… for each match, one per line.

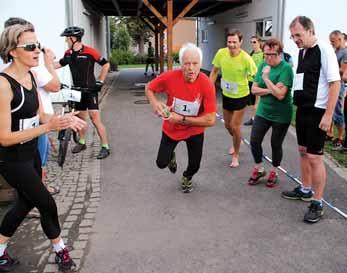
left=133, top=53, right=146, bottom=64
left=172, top=52, right=179, bottom=64
left=110, top=49, right=149, bottom=65
left=111, top=49, right=134, bottom=65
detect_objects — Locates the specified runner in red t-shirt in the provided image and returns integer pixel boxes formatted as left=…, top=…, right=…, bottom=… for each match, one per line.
left=145, top=43, right=216, bottom=193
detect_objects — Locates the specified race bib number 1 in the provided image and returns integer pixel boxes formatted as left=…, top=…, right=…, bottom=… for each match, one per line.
left=173, top=97, right=200, bottom=117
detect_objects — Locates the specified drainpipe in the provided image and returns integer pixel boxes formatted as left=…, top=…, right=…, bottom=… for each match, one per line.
left=277, top=0, right=285, bottom=41
left=65, top=0, right=73, bottom=26
left=196, top=17, right=199, bottom=47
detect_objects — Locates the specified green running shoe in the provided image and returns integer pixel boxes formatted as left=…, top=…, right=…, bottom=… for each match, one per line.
left=181, top=176, right=193, bottom=193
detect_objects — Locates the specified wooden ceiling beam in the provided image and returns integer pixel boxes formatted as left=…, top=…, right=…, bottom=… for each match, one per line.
left=173, top=0, right=199, bottom=26
left=143, top=0, right=167, bottom=27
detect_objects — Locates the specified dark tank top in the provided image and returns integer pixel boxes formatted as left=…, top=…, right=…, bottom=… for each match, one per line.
left=0, top=71, right=39, bottom=162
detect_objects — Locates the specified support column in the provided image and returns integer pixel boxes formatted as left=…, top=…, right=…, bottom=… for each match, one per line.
left=167, top=0, right=173, bottom=70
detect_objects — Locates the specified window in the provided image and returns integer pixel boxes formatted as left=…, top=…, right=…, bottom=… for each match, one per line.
left=255, top=18, right=272, bottom=38
left=201, top=29, right=208, bottom=43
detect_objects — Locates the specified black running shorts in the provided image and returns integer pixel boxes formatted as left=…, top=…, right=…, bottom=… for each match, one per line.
left=222, top=94, right=249, bottom=111
left=75, top=92, right=99, bottom=111
left=296, top=107, right=326, bottom=155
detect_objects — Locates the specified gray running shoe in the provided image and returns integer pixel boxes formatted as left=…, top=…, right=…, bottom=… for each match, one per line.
left=72, top=143, right=87, bottom=154
left=304, top=200, right=325, bottom=223
left=281, top=186, right=313, bottom=202
left=97, top=147, right=110, bottom=159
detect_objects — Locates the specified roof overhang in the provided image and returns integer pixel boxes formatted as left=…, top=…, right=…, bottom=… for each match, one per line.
left=82, top=0, right=252, bottom=18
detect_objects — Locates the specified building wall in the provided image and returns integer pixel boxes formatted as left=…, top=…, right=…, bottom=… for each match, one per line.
left=199, top=0, right=347, bottom=71
left=199, top=0, right=281, bottom=70
left=0, top=0, right=108, bottom=101
left=172, top=18, right=197, bottom=52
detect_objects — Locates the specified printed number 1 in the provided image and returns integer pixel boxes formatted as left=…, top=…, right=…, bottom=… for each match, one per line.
left=183, top=105, right=187, bottom=112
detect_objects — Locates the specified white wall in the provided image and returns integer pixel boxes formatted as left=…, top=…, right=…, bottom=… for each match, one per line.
left=282, top=0, right=347, bottom=68
left=199, top=0, right=281, bottom=70
left=0, top=0, right=108, bottom=102
left=0, top=0, right=68, bottom=78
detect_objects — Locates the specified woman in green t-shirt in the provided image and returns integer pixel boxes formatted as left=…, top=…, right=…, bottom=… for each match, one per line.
left=247, top=39, right=293, bottom=187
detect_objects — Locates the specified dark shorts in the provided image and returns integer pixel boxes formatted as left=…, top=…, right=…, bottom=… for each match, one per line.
left=222, top=94, right=249, bottom=111
left=75, top=92, right=99, bottom=111
left=296, top=107, right=326, bottom=155
left=247, top=82, right=256, bottom=106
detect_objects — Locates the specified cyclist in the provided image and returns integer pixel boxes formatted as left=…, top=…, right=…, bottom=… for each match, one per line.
left=56, top=26, right=111, bottom=159
left=210, top=30, right=257, bottom=168
left=0, top=24, right=85, bottom=271
left=145, top=43, right=216, bottom=193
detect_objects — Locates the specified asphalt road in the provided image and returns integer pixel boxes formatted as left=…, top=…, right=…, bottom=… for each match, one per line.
left=80, top=69, right=347, bottom=273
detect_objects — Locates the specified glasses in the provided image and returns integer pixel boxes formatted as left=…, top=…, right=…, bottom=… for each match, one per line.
left=250, top=41, right=257, bottom=44
left=16, top=42, right=41, bottom=52
left=264, top=53, right=278, bottom=57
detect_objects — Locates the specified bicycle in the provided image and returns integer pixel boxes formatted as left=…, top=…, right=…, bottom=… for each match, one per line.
left=56, top=83, right=102, bottom=167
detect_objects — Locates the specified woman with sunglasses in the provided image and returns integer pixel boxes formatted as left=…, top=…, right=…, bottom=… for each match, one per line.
left=0, top=24, right=85, bottom=272
left=247, top=38, right=293, bottom=187
left=244, top=35, right=264, bottom=126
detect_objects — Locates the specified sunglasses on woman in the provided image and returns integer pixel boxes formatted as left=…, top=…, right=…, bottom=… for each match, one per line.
left=16, top=42, right=41, bottom=52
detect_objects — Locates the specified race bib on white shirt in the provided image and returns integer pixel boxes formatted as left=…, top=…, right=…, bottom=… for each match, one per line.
left=293, top=73, right=304, bottom=91
left=173, top=97, right=201, bottom=117
left=221, top=78, right=238, bottom=95
left=19, top=115, right=39, bottom=143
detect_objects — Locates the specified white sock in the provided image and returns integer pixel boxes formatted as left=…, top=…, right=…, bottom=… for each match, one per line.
left=52, top=239, right=65, bottom=253
left=0, top=243, right=7, bottom=257
left=300, top=186, right=311, bottom=193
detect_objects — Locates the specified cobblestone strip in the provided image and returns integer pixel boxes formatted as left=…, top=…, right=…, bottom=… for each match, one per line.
left=39, top=126, right=101, bottom=273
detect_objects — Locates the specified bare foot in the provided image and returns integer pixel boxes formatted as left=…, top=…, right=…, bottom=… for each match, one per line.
left=229, top=157, right=239, bottom=168
left=228, top=147, right=234, bottom=155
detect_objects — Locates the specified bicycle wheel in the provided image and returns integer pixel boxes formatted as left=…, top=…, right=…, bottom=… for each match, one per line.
left=57, top=129, right=72, bottom=167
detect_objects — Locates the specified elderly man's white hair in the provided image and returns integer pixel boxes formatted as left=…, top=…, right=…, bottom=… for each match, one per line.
left=179, top=43, right=203, bottom=64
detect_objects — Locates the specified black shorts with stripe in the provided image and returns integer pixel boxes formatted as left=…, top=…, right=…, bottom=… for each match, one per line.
left=296, top=107, right=326, bottom=155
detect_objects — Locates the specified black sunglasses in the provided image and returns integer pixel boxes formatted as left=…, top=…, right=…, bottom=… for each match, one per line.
left=250, top=41, right=257, bottom=44
left=16, top=42, right=41, bottom=52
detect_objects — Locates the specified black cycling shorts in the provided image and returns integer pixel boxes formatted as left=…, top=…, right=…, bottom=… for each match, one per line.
left=296, top=107, right=326, bottom=155
left=75, top=92, right=99, bottom=111
left=222, top=94, right=249, bottom=111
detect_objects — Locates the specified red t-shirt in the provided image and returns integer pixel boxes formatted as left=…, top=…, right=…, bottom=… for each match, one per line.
left=148, top=70, right=216, bottom=140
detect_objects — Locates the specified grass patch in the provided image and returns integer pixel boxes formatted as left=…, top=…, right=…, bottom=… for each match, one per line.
left=118, top=64, right=146, bottom=69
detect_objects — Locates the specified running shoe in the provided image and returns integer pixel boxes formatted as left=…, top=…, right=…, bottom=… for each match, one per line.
left=266, top=170, right=278, bottom=188
left=331, top=139, right=343, bottom=150
left=72, top=143, right=87, bottom=154
left=167, top=152, right=177, bottom=173
left=0, top=251, right=19, bottom=272
left=248, top=167, right=266, bottom=185
left=304, top=200, right=325, bottom=223
left=281, top=186, right=313, bottom=201
left=55, top=248, right=76, bottom=272
left=97, top=147, right=110, bottom=159
left=181, top=176, right=193, bottom=193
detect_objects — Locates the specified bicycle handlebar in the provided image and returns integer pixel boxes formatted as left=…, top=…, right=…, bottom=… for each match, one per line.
left=60, top=83, right=101, bottom=93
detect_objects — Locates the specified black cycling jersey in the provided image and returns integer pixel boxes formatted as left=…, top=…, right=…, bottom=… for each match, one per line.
left=59, top=44, right=108, bottom=89
left=0, top=72, right=39, bottom=162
